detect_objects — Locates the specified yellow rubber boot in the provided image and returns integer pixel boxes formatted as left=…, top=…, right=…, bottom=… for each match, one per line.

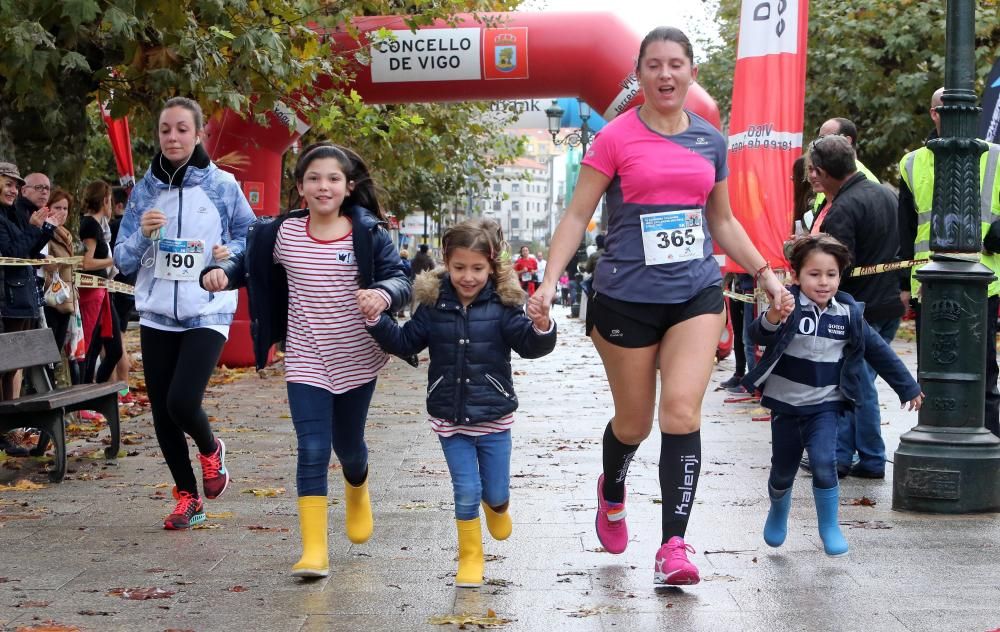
left=455, top=518, right=484, bottom=588
left=481, top=502, right=512, bottom=541
left=344, top=476, right=374, bottom=544
left=292, top=496, right=329, bottom=577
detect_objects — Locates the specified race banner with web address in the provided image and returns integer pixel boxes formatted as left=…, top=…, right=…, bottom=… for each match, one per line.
left=724, top=0, right=809, bottom=273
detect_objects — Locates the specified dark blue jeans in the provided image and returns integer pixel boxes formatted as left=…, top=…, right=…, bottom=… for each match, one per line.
left=737, top=274, right=757, bottom=372
left=770, top=410, right=842, bottom=491
left=287, top=380, right=377, bottom=496
left=439, top=430, right=512, bottom=520
left=838, top=318, right=900, bottom=473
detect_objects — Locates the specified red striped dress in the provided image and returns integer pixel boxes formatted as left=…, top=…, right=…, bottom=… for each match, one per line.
left=274, top=216, right=388, bottom=394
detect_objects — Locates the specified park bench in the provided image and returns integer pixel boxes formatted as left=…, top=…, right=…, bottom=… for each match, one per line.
left=0, top=328, right=123, bottom=482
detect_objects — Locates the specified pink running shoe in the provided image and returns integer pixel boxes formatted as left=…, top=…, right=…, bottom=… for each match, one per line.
left=198, top=438, right=230, bottom=500
left=654, top=536, right=700, bottom=586
left=595, top=474, right=628, bottom=554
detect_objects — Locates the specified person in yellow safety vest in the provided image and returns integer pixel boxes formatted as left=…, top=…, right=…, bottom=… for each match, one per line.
left=898, top=87, right=1000, bottom=438
left=803, top=118, right=880, bottom=233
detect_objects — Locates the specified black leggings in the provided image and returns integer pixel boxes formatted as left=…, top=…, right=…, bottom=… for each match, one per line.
left=84, top=305, right=123, bottom=384
left=141, top=326, right=226, bottom=496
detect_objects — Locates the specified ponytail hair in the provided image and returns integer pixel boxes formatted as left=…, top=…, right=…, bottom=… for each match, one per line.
left=293, top=142, right=386, bottom=220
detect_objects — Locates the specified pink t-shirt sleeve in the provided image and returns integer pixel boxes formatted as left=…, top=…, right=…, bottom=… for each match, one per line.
left=582, top=129, right=616, bottom=179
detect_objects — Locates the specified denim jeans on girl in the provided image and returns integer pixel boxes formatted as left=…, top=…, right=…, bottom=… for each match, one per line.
left=769, top=410, right=843, bottom=491
left=439, top=430, right=512, bottom=520
left=286, top=380, right=377, bottom=496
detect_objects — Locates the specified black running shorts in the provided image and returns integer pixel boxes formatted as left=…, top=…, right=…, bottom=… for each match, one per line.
left=585, top=285, right=724, bottom=348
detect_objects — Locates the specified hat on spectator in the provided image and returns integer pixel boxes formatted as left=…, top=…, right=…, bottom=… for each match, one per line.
left=0, top=162, right=25, bottom=186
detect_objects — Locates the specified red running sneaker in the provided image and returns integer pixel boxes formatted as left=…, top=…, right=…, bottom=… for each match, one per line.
left=654, top=536, right=700, bottom=586
left=163, top=491, right=205, bottom=530
left=595, top=474, right=628, bottom=554
left=197, top=438, right=230, bottom=500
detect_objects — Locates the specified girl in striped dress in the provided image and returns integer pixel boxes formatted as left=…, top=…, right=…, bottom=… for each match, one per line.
left=202, top=143, right=410, bottom=577
left=366, top=219, right=556, bottom=588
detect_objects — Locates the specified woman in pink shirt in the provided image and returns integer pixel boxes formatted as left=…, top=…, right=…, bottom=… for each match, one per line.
left=531, top=26, right=787, bottom=587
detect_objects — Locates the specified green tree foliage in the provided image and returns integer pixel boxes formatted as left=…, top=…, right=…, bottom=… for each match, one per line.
left=0, top=0, right=522, bottom=213
left=303, top=98, right=523, bottom=219
left=697, top=0, right=1000, bottom=181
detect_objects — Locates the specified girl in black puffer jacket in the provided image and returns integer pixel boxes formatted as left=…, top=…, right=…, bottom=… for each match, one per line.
left=366, top=218, right=556, bottom=588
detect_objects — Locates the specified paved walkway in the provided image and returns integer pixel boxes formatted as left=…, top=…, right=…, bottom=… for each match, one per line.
left=1, top=308, right=998, bottom=631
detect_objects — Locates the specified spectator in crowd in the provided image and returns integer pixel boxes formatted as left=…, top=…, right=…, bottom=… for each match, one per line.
left=411, top=243, right=434, bottom=276
left=810, top=134, right=904, bottom=479
left=397, top=248, right=412, bottom=317
left=900, top=86, right=1000, bottom=437
left=77, top=181, right=123, bottom=387
left=810, top=119, right=879, bottom=233
left=513, top=245, right=538, bottom=295
left=41, top=188, right=77, bottom=355
left=108, top=186, right=134, bottom=401
left=0, top=163, right=65, bottom=399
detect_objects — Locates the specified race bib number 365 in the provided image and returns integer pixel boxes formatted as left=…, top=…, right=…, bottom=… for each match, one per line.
left=639, top=209, right=705, bottom=266
left=154, top=238, right=206, bottom=282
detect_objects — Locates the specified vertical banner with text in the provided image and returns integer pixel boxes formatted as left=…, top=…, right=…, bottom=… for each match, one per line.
left=724, top=0, right=809, bottom=272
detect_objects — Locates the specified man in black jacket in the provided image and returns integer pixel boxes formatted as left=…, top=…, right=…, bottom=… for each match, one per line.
left=810, top=135, right=904, bottom=479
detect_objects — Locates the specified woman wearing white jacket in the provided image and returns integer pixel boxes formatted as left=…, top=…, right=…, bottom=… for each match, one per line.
left=114, top=97, right=255, bottom=530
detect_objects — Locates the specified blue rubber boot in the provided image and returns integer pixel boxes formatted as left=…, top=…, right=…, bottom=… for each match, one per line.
left=763, top=485, right=792, bottom=548
left=813, top=485, right=848, bottom=557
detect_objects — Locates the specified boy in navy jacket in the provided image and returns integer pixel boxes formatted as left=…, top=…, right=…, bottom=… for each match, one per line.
left=742, top=234, right=922, bottom=557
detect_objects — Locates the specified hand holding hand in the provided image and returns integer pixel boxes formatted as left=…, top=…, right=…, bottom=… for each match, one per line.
left=777, top=290, right=795, bottom=319
left=202, top=269, right=230, bottom=293
left=529, top=282, right=556, bottom=312
left=212, top=244, right=230, bottom=262
left=904, top=392, right=925, bottom=411
left=356, top=289, right=389, bottom=320
left=526, top=293, right=551, bottom=331
left=141, top=210, right=167, bottom=239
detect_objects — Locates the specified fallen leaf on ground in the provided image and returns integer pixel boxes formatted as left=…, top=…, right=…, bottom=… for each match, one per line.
left=205, top=512, right=234, bottom=519
left=842, top=496, right=877, bottom=507
left=0, top=480, right=45, bottom=492
left=842, top=520, right=892, bottom=529
left=107, top=587, right=175, bottom=600
left=15, top=622, right=83, bottom=631
left=565, top=605, right=625, bottom=618
left=192, top=523, right=222, bottom=530
left=427, top=609, right=512, bottom=627
left=247, top=525, right=289, bottom=532
left=242, top=487, right=286, bottom=497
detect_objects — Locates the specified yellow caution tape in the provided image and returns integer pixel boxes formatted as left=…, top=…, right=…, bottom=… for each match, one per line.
left=74, top=273, right=134, bottom=295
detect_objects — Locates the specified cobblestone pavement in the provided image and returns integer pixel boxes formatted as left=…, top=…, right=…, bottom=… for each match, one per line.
left=0, top=309, right=998, bottom=631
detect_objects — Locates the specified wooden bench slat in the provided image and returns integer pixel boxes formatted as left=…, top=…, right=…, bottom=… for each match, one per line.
left=0, top=381, right=126, bottom=413
left=0, top=329, right=61, bottom=373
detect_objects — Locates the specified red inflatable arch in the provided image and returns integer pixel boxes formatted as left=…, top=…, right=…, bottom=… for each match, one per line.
left=203, top=12, right=721, bottom=367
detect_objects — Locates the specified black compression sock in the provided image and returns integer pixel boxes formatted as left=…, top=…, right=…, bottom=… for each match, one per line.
left=601, top=422, right=640, bottom=503
left=659, top=430, right=702, bottom=543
